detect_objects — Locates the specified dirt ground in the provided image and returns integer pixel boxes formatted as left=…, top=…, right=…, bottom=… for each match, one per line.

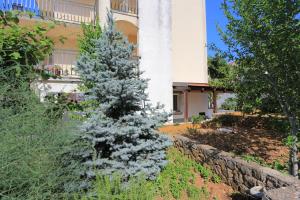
left=194, top=173, right=234, bottom=200
left=160, top=123, right=290, bottom=165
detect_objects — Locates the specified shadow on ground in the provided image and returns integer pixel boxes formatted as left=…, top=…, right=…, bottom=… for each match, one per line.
left=182, top=127, right=289, bottom=164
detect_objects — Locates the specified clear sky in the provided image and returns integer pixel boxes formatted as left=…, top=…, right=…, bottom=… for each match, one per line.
left=206, top=0, right=228, bottom=56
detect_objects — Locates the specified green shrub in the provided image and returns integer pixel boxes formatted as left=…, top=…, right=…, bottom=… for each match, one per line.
left=155, top=148, right=220, bottom=200
left=215, top=115, right=240, bottom=127
left=242, top=154, right=288, bottom=173
left=79, top=148, right=222, bottom=200
left=187, top=115, right=206, bottom=135
left=81, top=174, right=156, bottom=200
left=191, top=115, right=205, bottom=124
left=0, top=89, right=82, bottom=200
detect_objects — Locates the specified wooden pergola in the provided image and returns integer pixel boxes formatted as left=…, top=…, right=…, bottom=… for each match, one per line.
left=173, top=82, right=232, bottom=122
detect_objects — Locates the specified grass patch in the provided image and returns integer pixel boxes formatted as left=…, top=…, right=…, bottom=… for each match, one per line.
left=242, top=154, right=288, bottom=173
left=156, top=148, right=221, bottom=200
left=0, top=90, right=82, bottom=200
left=80, top=148, right=222, bottom=200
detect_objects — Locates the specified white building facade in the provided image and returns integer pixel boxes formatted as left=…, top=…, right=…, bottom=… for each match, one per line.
left=2, top=0, right=210, bottom=122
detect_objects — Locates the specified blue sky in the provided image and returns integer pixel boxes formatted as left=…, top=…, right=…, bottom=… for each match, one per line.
left=206, top=0, right=228, bottom=56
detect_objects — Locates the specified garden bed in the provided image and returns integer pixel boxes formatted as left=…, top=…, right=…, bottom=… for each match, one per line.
left=160, top=115, right=296, bottom=172
left=155, top=148, right=235, bottom=200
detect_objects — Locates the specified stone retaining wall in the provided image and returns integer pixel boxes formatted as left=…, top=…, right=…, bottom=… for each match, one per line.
left=174, top=136, right=300, bottom=199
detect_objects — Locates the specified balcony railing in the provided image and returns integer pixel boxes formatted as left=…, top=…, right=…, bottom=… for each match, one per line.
left=42, top=49, right=79, bottom=78
left=111, top=0, right=138, bottom=15
left=1, top=0, right=96, bottom=24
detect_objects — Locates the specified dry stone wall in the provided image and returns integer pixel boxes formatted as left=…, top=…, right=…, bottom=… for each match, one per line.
left=174, top=136, right=300, bottom=199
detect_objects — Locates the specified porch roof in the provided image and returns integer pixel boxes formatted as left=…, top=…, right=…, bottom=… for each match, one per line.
left=173, top=82, right=232, bottom=92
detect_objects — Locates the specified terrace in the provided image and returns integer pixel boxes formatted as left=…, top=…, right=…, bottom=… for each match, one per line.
left=110, top=0, right=138, bottom=16
left=41, top=49, right=79, bottom=79
left=0, top=0, right=96, bottom=24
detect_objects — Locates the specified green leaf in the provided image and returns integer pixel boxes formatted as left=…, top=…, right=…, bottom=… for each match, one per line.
left=10, top=52, right=21, bottom=60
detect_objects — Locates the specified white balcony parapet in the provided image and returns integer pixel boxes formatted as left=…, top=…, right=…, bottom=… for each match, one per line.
left=1, top=0, right=96, bottom=24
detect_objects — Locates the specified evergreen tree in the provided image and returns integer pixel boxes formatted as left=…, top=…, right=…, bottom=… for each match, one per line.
left=76, top=13, right=172, bottom=181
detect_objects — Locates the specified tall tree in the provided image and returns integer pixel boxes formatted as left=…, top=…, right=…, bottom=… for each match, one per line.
left=78, top=20, right=102, bottom=57
left=0, top=11, right=53, bottom=85
left=220, top=0, right=300, bottom=176
left=208, top=53, right=237, bottom=90
left=76, top=13, right=172, bottom=182
left=0, top=11, right=54, bottom=109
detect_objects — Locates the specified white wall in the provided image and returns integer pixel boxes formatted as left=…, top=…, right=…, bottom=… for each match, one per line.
left=171, top=0, right=208, bottom=83
left=97, top=0, right=111, bottom=27
left=188, top=92, right=209, bottom=117
left=34, top=81, right=80, bottom=101
left=138, top=0, right=173, bottom=114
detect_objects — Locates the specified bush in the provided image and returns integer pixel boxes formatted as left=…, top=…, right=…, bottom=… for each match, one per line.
left=79, top=148, right=221, bottom=200
left=214, top=115, right=240, bottom=127
left=80, top=174, right=156, bottom=200
left=0, top=89, right=82, bottom=200
left=155, top=148, right=219, bottom=200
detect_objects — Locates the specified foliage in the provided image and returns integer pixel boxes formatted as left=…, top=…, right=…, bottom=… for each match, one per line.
left=80, top=148, right=222, bottom=200
left=78, top=20, right=102, bottom=91
left=0, top=11, right=54, bottom=87
left=45, top=93, right=83, bottom=119
left=155, top=148, right=220, bottom=200
left=220, top=97, right=238, bottom=111
left=76, top=13, right=172, bottom=182
left=214, top=115, right=240, bottom=127
left=0, top=11, right=83, bottom=199
left=0, top=87, right=82, bottom=200
left=242, top=154, right=288, bottom=173
left=80, top=174, right=156, bottom=200
left=78, top=20, right=102, bottom=57
left=191, top=115, right=205, bottom=124
left=208, top=53, right=237, bottom=90
left=220, top=0, right=300, bottom=176
left=188, top=115, right=206, bottom=135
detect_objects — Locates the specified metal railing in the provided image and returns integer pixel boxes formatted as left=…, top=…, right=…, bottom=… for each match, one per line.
left=1, top=0, right=96, bottom=24
left=111, top=0, right=138, bottom=15
left=42, top=49, right=79, bottom=78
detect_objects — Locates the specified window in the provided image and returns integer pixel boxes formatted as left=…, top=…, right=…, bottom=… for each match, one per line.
left=173, top=95, right=178, bottom=112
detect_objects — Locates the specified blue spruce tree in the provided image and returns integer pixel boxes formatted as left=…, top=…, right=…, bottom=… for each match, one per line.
left=76, top=13, right=172, bottom=181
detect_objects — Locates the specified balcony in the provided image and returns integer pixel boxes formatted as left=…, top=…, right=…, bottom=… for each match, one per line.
left=111, top=0, right=138, bottom=16
left=0, top=0, right=96, bottom=24
left=41, top=49, right=79, bottom=79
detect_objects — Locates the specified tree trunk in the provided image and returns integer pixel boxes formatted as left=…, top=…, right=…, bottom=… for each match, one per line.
left=289, top=116, right=299, bottom=177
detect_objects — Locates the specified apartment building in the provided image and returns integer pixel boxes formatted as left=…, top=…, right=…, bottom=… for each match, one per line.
left=1, top=0, right=210, bottom=122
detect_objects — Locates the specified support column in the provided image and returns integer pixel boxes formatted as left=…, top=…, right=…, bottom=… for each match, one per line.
left=212, top=90, right=218, bottom=113
left=184, top=90, right=189, bottom=122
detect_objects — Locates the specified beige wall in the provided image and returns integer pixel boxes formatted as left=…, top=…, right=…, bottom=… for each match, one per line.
left=171, top=0, right=208, bottom=84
